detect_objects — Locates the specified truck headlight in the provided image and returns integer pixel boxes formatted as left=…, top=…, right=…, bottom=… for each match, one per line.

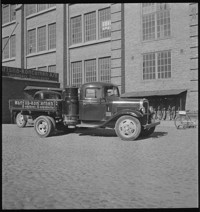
left=140, top=107, right=146, bottom=114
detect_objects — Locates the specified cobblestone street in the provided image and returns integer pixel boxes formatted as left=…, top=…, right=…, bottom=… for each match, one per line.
left=2, top=124, right=198, bottom=209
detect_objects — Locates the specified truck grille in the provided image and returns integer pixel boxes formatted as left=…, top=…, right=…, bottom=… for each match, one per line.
left=143, top=100, right=149, bottom=115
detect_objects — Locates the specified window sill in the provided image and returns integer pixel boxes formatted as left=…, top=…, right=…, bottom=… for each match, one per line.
left=142, top=36, right=173, bottom=44
left=69, top=37, right=111, bottom=49
left=26, top=7, right=56, bottom=20
left=26, top=49, right=56, bottom=58
left=2, top=20, right=16, bottom=28
left=2, top=57, right=16, bottom=62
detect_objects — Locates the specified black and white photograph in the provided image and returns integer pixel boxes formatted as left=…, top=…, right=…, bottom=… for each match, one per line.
left=2, top=3, right=198, bottom=209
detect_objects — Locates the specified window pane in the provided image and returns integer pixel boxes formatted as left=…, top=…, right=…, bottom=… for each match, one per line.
left=10, top=35, right=16, bottom=57
left=26, top=4, right=36, bottom=16
left=2, top=37, right=9, bottom=59
left=84, top=12, right=96, bottom=42
left=99, top=57, right=111, bottom=83
left=37, top=4, right=47, bottom=12
left=2, top=5, right=9, bottom=24
left=143, top=53, right=156, bottom=80
left=71, top=61, right=82, bottom=87
left=38, top=26, right=46, bottom=52
left=157, top=50, right=171, bottom=79
left=10, top=4, right=16, bottom=21
left=157, top=10, right=170, bottom=38
left=99, top=7, right=111, bottom=39
left=70, top=16, right=82, bottom=45
left=142, top=14, right=155, bottom=41
left=27, top=29, right=36, bottom=54
left=48, top=65, right=56, bottom=72
left=49, top=23, right=56, bottom=49
left=85, top=59, right=96, bottom=82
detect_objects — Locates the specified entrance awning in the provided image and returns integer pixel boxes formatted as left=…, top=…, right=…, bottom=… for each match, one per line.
left=24, top=86, right=62, bottom=92
left=121, top=89, right=187, bottom=98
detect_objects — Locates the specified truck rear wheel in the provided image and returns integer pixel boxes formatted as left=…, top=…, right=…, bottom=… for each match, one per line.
left=16, top=112, right=27, bottom=128
left=34, top=116, right=53, bottom=138
left=115, top=115, right=141, bottom=141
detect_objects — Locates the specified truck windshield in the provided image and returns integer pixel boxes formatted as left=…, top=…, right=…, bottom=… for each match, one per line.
left=105, top=86, right=119, bottom=97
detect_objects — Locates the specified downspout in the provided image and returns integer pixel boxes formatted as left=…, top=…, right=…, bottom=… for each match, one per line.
left=121, top=3, right=125, bottom=94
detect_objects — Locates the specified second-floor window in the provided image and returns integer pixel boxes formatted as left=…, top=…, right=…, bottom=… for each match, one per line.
left=27, top=29, right=36, bottom=54
left=142, top=3, right=171, bottom=41
left=99, top=7, right=111, bottom=39
left=84, top=12, right=96, bottom=42
left=70, top=16, right=82, bottom=45
left=27, top=23, right=56, bottom=54
left=38, top=26, right=46, bottom=52
left=48, top=23, right=56, bottom=49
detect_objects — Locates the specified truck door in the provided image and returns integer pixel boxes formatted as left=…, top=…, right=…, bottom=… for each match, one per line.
left=79, top=87, right=106, bottom=121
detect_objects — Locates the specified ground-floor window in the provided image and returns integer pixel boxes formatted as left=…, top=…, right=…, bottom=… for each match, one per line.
left=143, top=50, right=171, bottom=80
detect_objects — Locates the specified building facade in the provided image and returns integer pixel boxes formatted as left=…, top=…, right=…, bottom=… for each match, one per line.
left=2, top=3, right=198, bottom=112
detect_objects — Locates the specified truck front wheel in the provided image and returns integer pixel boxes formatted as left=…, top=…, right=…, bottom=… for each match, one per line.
left=34, top=116, right=53, bottom=138
left=115, top=115, right=141, bottom=141
left=16, top=112, right=27, bottom=128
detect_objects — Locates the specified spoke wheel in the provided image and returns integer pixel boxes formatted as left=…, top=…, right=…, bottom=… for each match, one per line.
left=16, top=112, right=27, bottom=128
left=34, top=116, right=53, bottom=138
left=115, top=116, right=141, bottom=141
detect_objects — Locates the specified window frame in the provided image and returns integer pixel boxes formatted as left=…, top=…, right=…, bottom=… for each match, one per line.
left=142, top=3, right=171, bottom=41
left=142, top=50, right=172, bottom=80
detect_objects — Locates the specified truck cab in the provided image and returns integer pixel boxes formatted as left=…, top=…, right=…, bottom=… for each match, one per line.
left=79, top=82, right=120, bottom=123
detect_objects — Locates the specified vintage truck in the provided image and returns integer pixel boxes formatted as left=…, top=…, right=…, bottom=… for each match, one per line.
left=9, top=82, right=160, bottom=141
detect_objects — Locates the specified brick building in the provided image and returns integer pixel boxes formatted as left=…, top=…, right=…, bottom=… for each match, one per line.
left=2, top=3, right=198, bottom=112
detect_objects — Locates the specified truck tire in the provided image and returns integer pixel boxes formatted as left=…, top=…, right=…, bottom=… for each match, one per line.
left=34, top=116, right=53, bottom=138
left=16, top=112, right=27, bottom=128
left=46, top=116, right=56, bottom=134
left=115, top=115, right=141, bottom=141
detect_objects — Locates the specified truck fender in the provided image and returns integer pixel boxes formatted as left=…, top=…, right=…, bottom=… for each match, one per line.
left=100, top=109, right=143, bottom=128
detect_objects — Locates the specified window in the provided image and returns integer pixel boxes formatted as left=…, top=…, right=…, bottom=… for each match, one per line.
left=26, top=4, right=36, bottom=16
left=27, top=29, right=36, bottom=54
left=10, top=4, right=16, bottom=21
left=10, top=35, right=16, bottom=58
left=99, top=8, right=111, bottom=39
left=85, top=59, right=96, bottom=82
left=38, top=26, right=46, bottom=52
left=143, top=50, right=171, bottom=80
left=105, top=86, right=119, bottom=97
left=48, top=65, right=56, bottom=72
left=99, top=57, right=111, bottom=83
left=84, top=12, right=96, bottom=42
left=85, top=88, right=101, bottom=99
left=71, top=16, right=82, bottom=45
left=143, top=53, right=156, bottom=80
left=2, top=37, right=9, bottom=59
left=38, top=66, right=47, bottom=72
left=37, top=4, right=46, bottom=12
left=48, top=23, right=56, bottom=49
left=157, top=51, right=171, bottom=79
left=71, top=61, right=82, bottom=87
left=142, top=3, right=170, bottom=41
left=2, top=5, right=10, bottom=24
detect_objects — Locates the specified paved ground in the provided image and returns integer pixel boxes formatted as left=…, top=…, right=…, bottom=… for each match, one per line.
left=2, top=123, right=198, bottom=209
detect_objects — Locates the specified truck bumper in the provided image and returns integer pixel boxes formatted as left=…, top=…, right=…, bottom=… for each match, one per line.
left=143, top=121, right=160, bottom=129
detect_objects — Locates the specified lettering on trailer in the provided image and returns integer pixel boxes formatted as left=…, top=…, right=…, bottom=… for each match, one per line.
left=14, top=100, right=55, bottom=109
